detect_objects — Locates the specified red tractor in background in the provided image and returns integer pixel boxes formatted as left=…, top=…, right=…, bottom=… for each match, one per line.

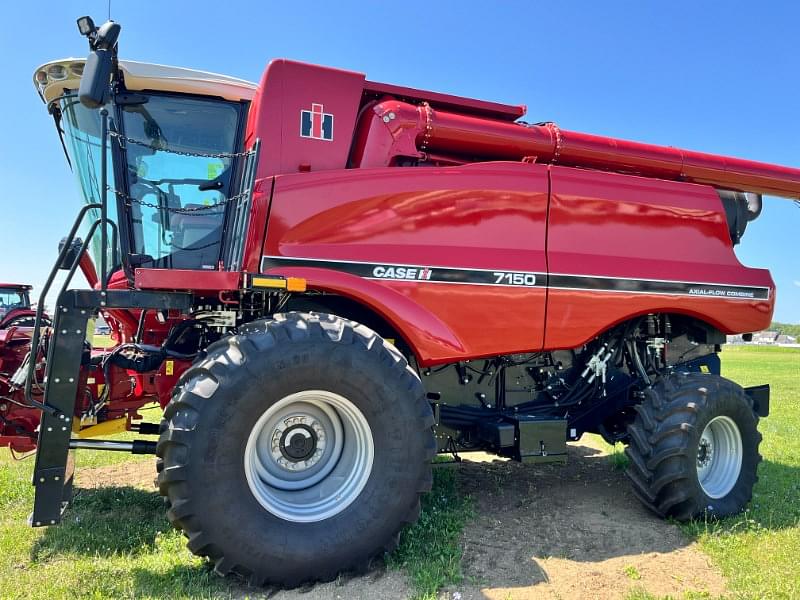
left=0, top=283, right=50, bottom=453
left=1, top=15, right=797, bottom=586
left=0, top=284, right=36, bottom=329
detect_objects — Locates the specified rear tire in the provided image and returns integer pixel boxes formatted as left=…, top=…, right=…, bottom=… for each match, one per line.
left=624, top=372, right=761, bottom=521
left=156, top=312, right=435, bottom=586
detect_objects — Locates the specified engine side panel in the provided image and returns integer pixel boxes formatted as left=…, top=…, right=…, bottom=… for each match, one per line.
left=260, top=162, right=550, bottom=364
left=545, top=166, right=775, bottom=349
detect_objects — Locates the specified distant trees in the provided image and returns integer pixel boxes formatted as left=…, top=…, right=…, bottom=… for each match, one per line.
left=770, top=322, right=800, bottom=338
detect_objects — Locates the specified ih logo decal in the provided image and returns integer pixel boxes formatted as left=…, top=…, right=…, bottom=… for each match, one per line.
left=300, top=103, right=334, bottom=141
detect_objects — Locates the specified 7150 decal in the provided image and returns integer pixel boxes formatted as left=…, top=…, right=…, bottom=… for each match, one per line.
left=494, top=272, right=536, bottom=286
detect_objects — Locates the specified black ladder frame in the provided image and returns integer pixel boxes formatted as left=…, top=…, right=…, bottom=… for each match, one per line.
left=25, top=108, right=192, bottom=525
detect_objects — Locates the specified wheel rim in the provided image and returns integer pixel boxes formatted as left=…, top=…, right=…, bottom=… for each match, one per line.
left=244, top=390, right=374, bottom=522
left=696, top=415, right=743, bottom=499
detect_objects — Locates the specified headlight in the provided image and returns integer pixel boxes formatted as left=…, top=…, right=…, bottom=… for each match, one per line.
left=47, top=64, right=68, bottom=81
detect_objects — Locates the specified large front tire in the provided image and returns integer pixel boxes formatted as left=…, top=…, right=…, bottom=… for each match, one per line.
left=156, top=313, right=435, bottom=586
left=624, top=372, right=761, bottom=521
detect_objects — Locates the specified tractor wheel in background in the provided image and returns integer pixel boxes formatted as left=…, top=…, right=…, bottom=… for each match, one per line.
left=156, top=312, right=435, bottom=587
left=624, top=371, right=761, bottom=521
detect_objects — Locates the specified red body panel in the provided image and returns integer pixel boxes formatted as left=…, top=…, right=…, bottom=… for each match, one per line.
left=135, top=268, right=241, bottom=291
left=546, top=168, right=773, bottom=348
left=246, top=60, right=366, bottom=178
left=258, top=160, right=774, bottom=365
left=0, top=327, right=41, bottom=451
left=362, top=79, right=525, bottom=121
left=0, top=307, right=37, bottom=329
left=233, top=61, right=785, bottom=367
left=261, top=162, right=549, bottom=363
left=171, top=59, right=786, bottom=367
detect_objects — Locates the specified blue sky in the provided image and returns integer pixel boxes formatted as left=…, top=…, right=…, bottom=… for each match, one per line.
left=1, top=1, right=798, bottom=322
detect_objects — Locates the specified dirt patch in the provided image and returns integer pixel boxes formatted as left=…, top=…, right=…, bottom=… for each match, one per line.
left=244, top=568, right=412, bottom=600
left=449, top=442, right=726, bottom=600
left=75, top=459, right=159, bottom=490
left=74, top=444, right=725, bottom=599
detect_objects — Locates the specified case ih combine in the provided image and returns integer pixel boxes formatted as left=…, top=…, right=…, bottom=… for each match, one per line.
left=3, top=15, right=797, bottom=585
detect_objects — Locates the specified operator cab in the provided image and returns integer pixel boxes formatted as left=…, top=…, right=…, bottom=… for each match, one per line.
left=34, top=47, right=257, bottom=281
left=0, top=285, right=31, bottom=316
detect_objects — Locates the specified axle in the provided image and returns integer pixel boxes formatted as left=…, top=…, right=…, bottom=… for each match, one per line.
left=68, top=438, right=156, bottom=453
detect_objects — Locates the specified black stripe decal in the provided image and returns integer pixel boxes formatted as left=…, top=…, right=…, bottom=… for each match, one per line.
left=261, top=257, right=540, bottom=287
left=261, top=256, right=770, bottom=300
left=548, top=274, right=769, bottom=300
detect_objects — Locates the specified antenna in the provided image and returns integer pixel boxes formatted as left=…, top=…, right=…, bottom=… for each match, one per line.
left=108, top=0, right=112, bottom=20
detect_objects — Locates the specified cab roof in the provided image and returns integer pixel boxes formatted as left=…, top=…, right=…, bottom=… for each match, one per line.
left=34, top=58, right=526, bottom=122
left=33, top=59, right=257, bottom=105
left=0, top=284, right=32, bottom=290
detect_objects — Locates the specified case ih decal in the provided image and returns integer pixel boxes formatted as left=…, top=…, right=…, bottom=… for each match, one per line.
left=262, top=256, right=769, bottom=298
left=373, top=265, right=434, bottom=281
left=300, top=103, right=334, bottom=141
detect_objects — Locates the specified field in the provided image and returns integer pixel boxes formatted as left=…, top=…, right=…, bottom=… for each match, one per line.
left=683, top=346, right=800, bottom=598
left=0, top=345, right=797, bottom=599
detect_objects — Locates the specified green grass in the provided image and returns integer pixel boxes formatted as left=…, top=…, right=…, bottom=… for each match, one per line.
left=608, top=441, right=629, bottom=470
left=679, top=345, right=800, bottom=599
left=624, top=589, right=716, bottom=600
left=0, top=432, right=230, bottom=599
left=92, top=333, right=116, bottom=349
left=624, top=564, right=642, bottom=580
left=387, top=464, right=473, bottom=599
left=619, top=346, right=800, bottom=600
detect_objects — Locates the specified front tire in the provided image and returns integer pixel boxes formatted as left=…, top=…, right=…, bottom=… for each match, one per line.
left=624, top=372, right=761, bottom=521
left=156, top=313, right=435, bottom=586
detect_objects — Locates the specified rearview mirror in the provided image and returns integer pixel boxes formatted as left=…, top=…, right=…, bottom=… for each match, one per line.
left=58, top=237, right=83, bottom=270
left=79, top=49, right=113, bottom=108
left=77, top=19, right=121, bottom=109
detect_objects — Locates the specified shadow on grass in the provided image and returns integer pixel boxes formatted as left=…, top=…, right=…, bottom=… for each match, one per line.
left=31, top=486, right=167, bottom=561
left=130, top=564, right=233, bottom=598
left=29, top=485, right=249, bottom=597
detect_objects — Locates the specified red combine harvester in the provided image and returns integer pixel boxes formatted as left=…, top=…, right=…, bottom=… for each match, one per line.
left=4, top=16, right=797, bottom=585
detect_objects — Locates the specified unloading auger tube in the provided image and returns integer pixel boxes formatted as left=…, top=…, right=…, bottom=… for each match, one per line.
left=354, top=98, right=800, bottom=200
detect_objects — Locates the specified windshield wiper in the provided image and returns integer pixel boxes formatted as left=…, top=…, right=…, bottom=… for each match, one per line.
left=48, top=104, right=72, bottom=169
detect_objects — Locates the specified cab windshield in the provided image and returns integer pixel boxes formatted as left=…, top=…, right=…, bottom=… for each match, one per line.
left=119, top=94, right=242, bottom=270
left=57, top=92, right=244, bottom=274
left=58, top=95, right=119, bottom=278
left=0, top=288, right=30, bottom=317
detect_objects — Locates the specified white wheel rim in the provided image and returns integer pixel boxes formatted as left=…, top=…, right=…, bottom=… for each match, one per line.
left=696, top=415, right=743, bottom=499
left=244, top=390, right=374, bottom=522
